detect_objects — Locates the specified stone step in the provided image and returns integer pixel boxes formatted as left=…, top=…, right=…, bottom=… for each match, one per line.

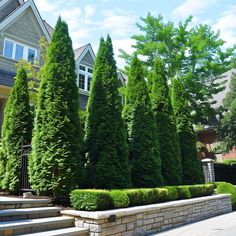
left=0, top=197, right=51, bottom=210
left=0, top=216, right=74, bottom=235
left=0, top=207, right=61, bottom=221
left=22, top=227, right=89, bottom=236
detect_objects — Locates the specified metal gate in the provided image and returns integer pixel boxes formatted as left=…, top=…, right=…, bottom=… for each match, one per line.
left=20, top=144, right=31, bottom=191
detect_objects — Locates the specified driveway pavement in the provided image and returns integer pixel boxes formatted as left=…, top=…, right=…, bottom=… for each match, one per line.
left=153, top=212, right=236, bottom=236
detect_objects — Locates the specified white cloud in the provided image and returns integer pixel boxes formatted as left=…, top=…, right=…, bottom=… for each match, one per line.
left=34, top=0, right=58, bottom=13
left=85, top=5, right=96, bottom=17
left=172, top=0, right=216, bottom=19
left=214, top=4, right=236, bottom=47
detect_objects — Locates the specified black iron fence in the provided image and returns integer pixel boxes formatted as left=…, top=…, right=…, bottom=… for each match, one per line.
left=214, top=163, right=236, bottom=184
left=20, top=144, right=31, bottom=191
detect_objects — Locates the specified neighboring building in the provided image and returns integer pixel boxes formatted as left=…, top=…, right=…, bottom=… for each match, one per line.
left=0, top=0, right=126, bottom=135
left=196, top=69, right=236, bottom=161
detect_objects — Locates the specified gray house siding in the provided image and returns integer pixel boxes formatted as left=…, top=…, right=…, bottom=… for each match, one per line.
left=3, top=9, right=44, bottom=50
left=0, top=0, right=20, bottom=22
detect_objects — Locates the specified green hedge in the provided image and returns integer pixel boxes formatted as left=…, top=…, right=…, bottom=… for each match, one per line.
left=70, top=184, right=215, bottom=211
left=216, top=182, right=236, bottom=210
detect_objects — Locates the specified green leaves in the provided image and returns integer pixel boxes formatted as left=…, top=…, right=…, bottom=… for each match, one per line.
left=119, top=13, right=235, bottom=124
left=29, top=17, right=84, bottom=196
left=85, top=35, right=131, bottom=189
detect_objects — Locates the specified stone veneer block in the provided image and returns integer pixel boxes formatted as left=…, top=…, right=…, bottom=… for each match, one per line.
left=61, top=194, right=232, bottom=236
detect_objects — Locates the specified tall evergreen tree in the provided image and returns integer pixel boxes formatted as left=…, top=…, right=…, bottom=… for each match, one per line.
left=172, top=78, right=204, bottom=184
left=85, top=35, right=131, bottom=189
left=1, top=67, right=32, bottom=192
left=123, top=57, right=163, bottom=187
left=29, top=17, right=83, bottom=196
left=219, top=73, right=236, bottom=151
left=151, top=59, right=182, bottom=185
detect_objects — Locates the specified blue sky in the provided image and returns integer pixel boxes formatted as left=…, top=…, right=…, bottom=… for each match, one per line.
left=35, top=0, right=236, bottom=68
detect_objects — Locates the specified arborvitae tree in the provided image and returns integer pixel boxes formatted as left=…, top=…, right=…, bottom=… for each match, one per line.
left=123, top=57, right=163, bottom=187
left=85, top=35, right=131, bottom=189
left=151, top=59, right=182, bottom=185
left=219, top=73, right=236, bottom=151
left=29, top=17, right=83, bottom=196
left=172, top=78, right=204, bottom=184
left=1, top=68, right=32, bottom=192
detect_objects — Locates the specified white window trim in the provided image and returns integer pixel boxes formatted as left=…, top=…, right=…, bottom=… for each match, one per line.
left=3, top=38, right=38, bottom=63
left=78, top=64, right=93, bottom=92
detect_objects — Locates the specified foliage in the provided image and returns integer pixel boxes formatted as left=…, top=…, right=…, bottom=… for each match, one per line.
left=219, top=73, right=236, bottom=151
left=119, top=13, right=235, bottom=124
left=110, top=190, right=130, bottom=208
left=85, top=35, right=131, bottom=189
left=70, top=189, right=112, bottom=211
left=123, top=56, right=163, bottom=187
left=175, top=186, right=191, bottom=199
left=216, top=182, right=236, bottom=210
left=0, top=67, right=33, bottom=192
left=223, top=160, right=236, bottom=165
left=172, top=78, right=204, bottom=184
left=29, top=17, right=84, bottom=196
left=188, top=184, right=214, bottom=197
left=151, top=59, right=182, bottom=185
left=165, top=186, right=178, bottom=201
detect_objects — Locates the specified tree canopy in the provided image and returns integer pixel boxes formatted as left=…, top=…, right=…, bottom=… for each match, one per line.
left=29, top=17, right=84, bottom=196
left=123, top=56, right=163, bottom=187
left=120, top=13, right=235, bottom=124
left=85, top=35, right=131, bottom=189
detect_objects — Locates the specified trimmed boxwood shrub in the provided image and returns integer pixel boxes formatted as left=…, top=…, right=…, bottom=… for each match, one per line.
left=214, top=182, right=227, bottom=188
left=165, top=186, right=178, bottom=201
left=70, top=190, right=112, bottom=211
left=154, top=188, right=169, bottom=202
left=110, top=190, right=130, bottom=208
left=175, top=186, right=191, bottom=199
left=216, top=182, right=236, bottom=210
left=188, top=184, right=214, bottom=198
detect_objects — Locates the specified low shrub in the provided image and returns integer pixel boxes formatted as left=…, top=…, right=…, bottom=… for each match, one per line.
left=165, top=186, right=178, bottom=201
left=154, top=188, right=169, bottom=202
left=216, top=183, right=236, bottom=210
left=70, top=189, right=112, bottom=211
left=175, top=186, right=191, bottom=199
left=188, top=184, right=214, bottom=198
left=110, top=190, right=130, bottom=208
left=214, top=182, right=227, bottom=188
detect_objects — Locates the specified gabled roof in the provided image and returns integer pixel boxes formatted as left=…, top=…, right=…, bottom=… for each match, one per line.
left=0, top=0, right=51, bottom=41
left=74, top=43, right=95, bottom=64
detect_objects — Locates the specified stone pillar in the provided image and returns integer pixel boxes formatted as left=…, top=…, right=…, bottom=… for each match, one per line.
left=201, top=158, right=215, bottom=182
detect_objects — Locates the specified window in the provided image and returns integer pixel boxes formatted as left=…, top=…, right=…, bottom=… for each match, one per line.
left=88, top=68, right=93, bottom=74
left=3, top=38, right=37, bottom=64
left=28, top=48, right=35, bottom=64
left=79, top=74, right=85, bottom=89
left=15, top=44, right=24, bottom=61
left=87, top=76, right=92, bottom=91
left=79, top=65, right=86, bottom=71
left=78, top=64, right=94, bottom=92
left=3, top=40, right=13, bottom=59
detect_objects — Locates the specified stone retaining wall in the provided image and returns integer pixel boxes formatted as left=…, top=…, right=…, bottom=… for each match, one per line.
left=61, top=194, right=232, bottom=236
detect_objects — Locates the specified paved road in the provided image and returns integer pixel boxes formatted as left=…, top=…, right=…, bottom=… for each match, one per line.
left=153, top=212, right=236, bottom=236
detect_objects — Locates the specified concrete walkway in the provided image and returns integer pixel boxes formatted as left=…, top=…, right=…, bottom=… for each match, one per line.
left=154, top=212, right=236, bottom=236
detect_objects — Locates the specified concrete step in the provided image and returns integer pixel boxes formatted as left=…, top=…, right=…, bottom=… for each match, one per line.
left=0, top=216, right=74, bottom=235
left=0, top=207, right=61, bottom=221
left=21, top=227, right=89, bottom=236
left=0, top=197, right=51, bottom=210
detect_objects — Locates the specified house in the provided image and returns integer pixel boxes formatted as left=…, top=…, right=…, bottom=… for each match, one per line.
left=196, top=68, right=236, bottom=161
left=0, top=0, right=126, bottom=136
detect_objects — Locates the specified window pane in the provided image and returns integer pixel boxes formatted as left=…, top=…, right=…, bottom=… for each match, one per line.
left=4, top=40, right=13, bottom=59
left=79, top=65, right=86, bottom=71
left=28, top=48, right=35, bottom=64
left=88, top=68, right=93, bottom=74
left=79, top=74, right=85, bottom=89
left=15, top=44, right=24, bottom=61
left=88, top=76, right=92, bottom=91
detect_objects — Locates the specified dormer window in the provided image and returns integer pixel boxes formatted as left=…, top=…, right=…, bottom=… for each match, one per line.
left=3, top=38, right=37, bottom=64
left=78, top=64, right=93, bottom=92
